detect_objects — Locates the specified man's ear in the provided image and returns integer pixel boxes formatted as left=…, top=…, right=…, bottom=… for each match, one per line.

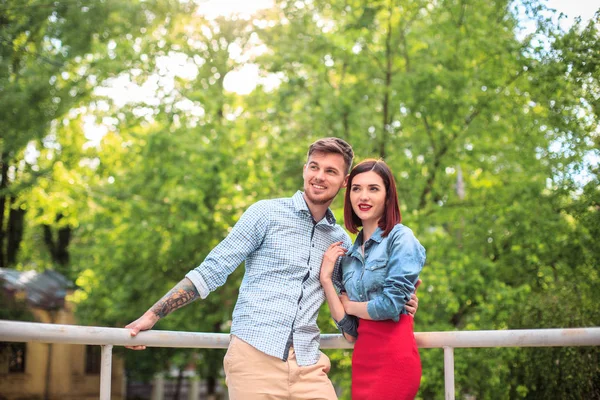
left=343, top=174, right=349, bottom=188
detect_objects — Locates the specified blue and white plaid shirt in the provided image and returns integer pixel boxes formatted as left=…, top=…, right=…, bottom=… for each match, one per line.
left=186, top=191, right=352, bottom=366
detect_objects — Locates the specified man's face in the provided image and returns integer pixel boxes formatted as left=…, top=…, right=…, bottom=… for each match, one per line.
left=303, top=151, right=348, bottom=206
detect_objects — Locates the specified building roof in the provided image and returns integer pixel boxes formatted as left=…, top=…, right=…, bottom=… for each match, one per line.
left=0, top=268, right=74, bottom=310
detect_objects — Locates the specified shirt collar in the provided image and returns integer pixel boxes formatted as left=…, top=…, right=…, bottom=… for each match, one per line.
left=355, top=226, right=384, bottom=244
left=347, top=226, right=384, bottom=258
left=292, top=191, right=337, bottom=226
left=369, top=227, right=384, bottom=243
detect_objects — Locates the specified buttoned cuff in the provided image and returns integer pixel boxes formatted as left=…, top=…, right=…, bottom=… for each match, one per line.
left=185, top=270, right=210, bottom=299
left=367, top=300, right=381, bottom=320
left=367, top=300, right=401, bottom=321
left=335, top=314, right=359, bottom=338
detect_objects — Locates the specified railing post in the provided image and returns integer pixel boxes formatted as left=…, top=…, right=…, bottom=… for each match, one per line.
left=189, top=377, right=200, bottom=400
left=444, top=346, right=455, bottom=400
left=152, top=373, right=165, bottom=400
left=100, top=345, right=113, bottom=400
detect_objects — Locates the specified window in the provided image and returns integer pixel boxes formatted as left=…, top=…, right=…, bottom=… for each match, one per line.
left=1, top=342, right=26, bottom=373
left=85, top=345, right=101, bottom=374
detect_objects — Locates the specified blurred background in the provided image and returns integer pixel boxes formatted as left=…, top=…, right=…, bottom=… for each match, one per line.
left=0, top=0, right=598, bottom=398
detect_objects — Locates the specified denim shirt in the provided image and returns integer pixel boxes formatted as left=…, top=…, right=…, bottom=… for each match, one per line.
left=341, top=224, right=426, bottom=325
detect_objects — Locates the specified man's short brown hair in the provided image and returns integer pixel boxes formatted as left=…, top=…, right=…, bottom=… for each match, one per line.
left=307, top=137, right=354, bottom=173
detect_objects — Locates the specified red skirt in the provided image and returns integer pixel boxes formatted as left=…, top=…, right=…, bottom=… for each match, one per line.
left=352, top=315, right=421, bottom=400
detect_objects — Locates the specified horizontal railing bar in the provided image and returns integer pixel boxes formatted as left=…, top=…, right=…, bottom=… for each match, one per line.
left=1, top=320, right=599, bottom=349
left=416, top=328, right=600, bottom=348
left=0, top=320, right=231, bottom=348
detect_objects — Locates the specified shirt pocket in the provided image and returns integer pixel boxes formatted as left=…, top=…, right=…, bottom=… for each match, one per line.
left=365, top=258, right=387, bottom=271
left=364, top=258, right=388, bottom=292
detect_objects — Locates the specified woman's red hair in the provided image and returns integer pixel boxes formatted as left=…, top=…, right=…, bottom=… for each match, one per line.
left=344, top=159, right=402, bottom=237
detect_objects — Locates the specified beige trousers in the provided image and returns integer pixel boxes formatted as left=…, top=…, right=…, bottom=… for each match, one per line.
left=223, top=335, right=338, bottom=400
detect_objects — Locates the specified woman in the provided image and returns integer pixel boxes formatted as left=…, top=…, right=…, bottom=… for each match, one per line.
left=320, top=159, right=426, bottom=400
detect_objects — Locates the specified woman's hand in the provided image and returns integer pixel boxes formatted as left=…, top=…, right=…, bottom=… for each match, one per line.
left=320, top=241, right=347, bottom=284
left=339, top=292, right=351, bottom=311
left=340, top=292, right=370, bottom=318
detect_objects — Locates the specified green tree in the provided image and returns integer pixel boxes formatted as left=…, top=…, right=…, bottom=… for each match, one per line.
left=0, top=0, right=185, bottom=276
left=3, top=0, right=598, bottom=398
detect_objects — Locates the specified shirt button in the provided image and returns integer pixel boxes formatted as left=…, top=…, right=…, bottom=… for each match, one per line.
left=312, top=244, right=315, bottom=247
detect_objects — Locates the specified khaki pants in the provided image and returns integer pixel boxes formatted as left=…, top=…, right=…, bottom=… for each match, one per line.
left=223, top=335, right=338, bottom=400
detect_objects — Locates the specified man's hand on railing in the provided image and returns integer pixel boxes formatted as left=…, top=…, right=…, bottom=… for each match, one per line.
left=404, top=279, right=421, bottom=317
left=124, top=311, right=160, bottom=350
left=125, top=278, right=201, bottom=350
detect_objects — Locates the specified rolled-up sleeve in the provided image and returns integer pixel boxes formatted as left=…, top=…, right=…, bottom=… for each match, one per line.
left=186, top=201, right=269, bottom=297
left=331, top=249, right=358, bottom=337
left=366, top=227, right=425, bottom=321
left=335, top=314, right=359, bottom=338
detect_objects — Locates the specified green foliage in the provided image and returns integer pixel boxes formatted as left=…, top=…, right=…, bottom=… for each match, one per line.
left=2, top=0, right=599, bottom=397
left=0, top=291, right=33, bottom=322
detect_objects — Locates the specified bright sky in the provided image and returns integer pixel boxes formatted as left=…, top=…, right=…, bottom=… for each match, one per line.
left=545, top=0, right=598, bottom=29
left=57, top=0, right=595, bottom=187
left=83, top=0, right=598, bottom=144
left=104, top=0, right=598, bottom=102
left=211, top=0, right=599, bottom=95
left=197, top=0, right=274, bottom=20
left=197, top=0, right=597, bottom=24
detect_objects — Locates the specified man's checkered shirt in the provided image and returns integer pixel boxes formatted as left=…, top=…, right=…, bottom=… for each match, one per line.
left=186, top=191, right=352, bottom=366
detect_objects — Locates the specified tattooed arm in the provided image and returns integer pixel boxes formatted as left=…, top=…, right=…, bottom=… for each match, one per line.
left=149, top=278, right=200, bottom=318
left=125, top=277, right=200, bottom=350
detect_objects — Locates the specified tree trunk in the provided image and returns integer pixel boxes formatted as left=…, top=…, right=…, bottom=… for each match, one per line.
left=7, top=196, right=26, bottom=265
left=380, top=2, right=394, bottom=158
left=43, top=214, right=72, bottom=277
left=0, top=153, right=9, bottom=269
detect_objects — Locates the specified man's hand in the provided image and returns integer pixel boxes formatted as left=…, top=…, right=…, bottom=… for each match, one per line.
left=125, top=312, right=159, bottom=350
left=124, top=277, right=201, bottom=350
left=405, top=279, right=421, bottom=317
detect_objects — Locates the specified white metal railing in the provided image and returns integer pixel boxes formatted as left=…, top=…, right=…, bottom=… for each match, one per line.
left=1, top=320, right=599, bottom=400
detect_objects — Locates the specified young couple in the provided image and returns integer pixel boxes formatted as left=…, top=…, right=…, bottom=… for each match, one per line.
left=126, top=137, right=425, bottom=400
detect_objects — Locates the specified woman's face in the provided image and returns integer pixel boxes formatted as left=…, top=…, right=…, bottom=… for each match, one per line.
left=350, top=170, right=387, bottom=226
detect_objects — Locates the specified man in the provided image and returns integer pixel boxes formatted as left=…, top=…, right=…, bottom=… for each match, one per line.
left=126, top=137, right=419, bottom=399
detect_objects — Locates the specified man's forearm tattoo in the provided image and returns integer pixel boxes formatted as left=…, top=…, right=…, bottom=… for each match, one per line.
left=150, top=279, right=200, bottom=319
